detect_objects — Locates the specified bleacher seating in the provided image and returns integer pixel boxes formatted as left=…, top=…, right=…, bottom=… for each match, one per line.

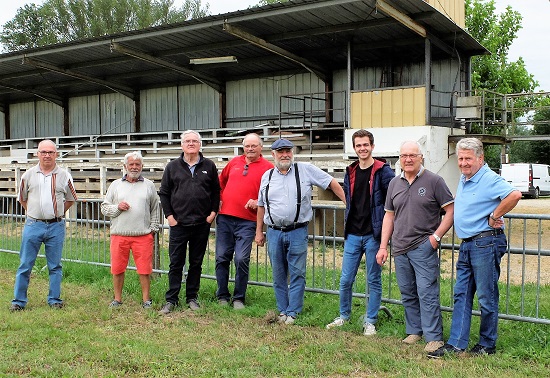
left=0, top=125, right=352, bottom=198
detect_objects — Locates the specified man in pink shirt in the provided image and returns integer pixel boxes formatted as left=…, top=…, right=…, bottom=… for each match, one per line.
left=215, top=133, right=273, bottom=309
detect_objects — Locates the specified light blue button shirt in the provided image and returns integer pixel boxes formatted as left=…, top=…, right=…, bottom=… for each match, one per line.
left=258, top=162, right=332, bottom=227
left=454, top=164, right=515, bottom=239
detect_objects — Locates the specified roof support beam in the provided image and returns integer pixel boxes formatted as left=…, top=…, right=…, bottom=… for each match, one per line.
left=22, top=56, right=136, bottom=99
left=223, top=22, right=328, bottom=83
left=110, top=42, right=224, bottom=93
left=375, top=1, right=455, bottom=56
left=376, top=0, right=427, bottom=38
left=0, top=81, right=64, bottom=107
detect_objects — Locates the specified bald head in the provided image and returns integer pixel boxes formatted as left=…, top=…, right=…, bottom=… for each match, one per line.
left=37, top=139, right=58, bottom=171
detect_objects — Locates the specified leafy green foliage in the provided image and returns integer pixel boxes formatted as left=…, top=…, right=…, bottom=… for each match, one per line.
left=0, top=0, right=210, bottom=52
left=466, top=0, right=537, bottom=94
left=508, top=125, right=533, bottom=163
left=531, top=99, right=550, bottom=164
left=465, top=0, right=541, bottom=167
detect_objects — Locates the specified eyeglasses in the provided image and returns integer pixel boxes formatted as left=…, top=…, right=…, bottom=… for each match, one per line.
left=243, top=164, right=249, bottom=176
left=399, top=154, right=422, bottom=160
left=182, top=139, right=200, bottom=145
left=39, top=151, right=56, bottom=155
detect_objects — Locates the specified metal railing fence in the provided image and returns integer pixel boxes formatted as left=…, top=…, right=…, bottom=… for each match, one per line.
left=1, top=196, right=549, bottom=324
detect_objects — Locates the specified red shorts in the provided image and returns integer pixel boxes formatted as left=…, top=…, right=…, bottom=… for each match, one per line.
left=110, top=234, right=154, bottom=275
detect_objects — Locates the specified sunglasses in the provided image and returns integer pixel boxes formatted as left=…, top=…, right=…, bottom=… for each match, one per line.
left=243, top=164, right=249, bottom=176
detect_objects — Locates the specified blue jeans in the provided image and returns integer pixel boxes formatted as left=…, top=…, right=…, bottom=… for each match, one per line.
left=394, top=238, right=442, bottom=342
left=339, top=233, right=381, bottom=324
left=448, top=234, right=507, bottom=350
left=13, top=218, right=66, bottom=307
left=266, top=226, right=308, bottom=318
left=215, top=215, right=256, bottom=303
left=165, top=222, right=210, bottom=305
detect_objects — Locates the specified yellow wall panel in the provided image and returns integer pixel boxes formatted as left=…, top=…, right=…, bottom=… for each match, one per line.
left=363, top=91, right=373, bottom=128
left=402, top=89, right=415, bottom=125
left=351, top=93, right=363, bottom=129
left=381, top=90, right=393, bottom=127
left=425, top=0, right=464, bottom=28
left=392, top=90, right=404, bottom=127
left=351, top=87, right=426, bottom=129
left=413, top=87, right=426, bottom=125
left=371, top=91, right=382, bottom=128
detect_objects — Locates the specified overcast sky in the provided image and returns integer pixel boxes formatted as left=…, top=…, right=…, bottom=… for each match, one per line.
left=1, top=0, right=548, bottom=91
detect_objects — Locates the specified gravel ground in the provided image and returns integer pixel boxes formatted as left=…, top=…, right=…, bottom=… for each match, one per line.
left=511, top=197, right=550, bottom=214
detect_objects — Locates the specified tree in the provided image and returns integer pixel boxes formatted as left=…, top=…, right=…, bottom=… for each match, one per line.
left=0, top=4, right=58, bottom=51
left=0, top=0, right=209, bottom=52
left=530, top=99, right=550, bottom=165
left=507, top=125, right=532, bottom=163
left=466, top=0, right=537, bottom=94
left=465, top=0, right=539, bottom=168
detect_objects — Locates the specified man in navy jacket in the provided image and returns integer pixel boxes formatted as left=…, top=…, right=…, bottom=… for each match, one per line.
left=326, top=129, right=394, bottom=335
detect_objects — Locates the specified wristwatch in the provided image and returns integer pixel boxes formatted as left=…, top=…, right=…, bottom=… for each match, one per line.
left=432, top=233, right=441, bottom=243
left=490, top=212, right=499, bottom=221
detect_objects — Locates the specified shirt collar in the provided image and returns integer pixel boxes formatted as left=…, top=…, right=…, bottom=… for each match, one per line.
left=399, top=165, right=424, bottom=179
left=122, top=174, right=144, bottom=182
left=37, top=164, right=59, bottom=176
left=461, top=163, right=488, bottom=183
left=274, top=162, right=294, bottom=175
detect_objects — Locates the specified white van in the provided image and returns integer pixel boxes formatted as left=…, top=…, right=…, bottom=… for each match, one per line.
left=500, top=163, right=550, bottom=198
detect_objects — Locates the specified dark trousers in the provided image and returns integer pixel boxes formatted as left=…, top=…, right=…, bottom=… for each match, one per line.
left=215, top=214, right=256, bottom=303
left=165, top=222, right=211, bottom=305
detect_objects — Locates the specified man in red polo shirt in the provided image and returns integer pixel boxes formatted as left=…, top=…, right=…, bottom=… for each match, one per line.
left=215, top=133, right=273, bottom=309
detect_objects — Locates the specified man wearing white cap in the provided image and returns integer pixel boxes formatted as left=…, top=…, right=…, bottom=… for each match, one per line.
left=255, top=138, right=346, bottom=324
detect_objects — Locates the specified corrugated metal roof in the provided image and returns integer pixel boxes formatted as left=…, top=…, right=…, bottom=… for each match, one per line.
left=0, top=0, right=486, bottom=105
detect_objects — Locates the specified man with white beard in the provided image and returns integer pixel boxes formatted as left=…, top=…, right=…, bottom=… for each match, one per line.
left=101, top=151, right=160, bottom=309
left=255, top=139, right=345, bottom=325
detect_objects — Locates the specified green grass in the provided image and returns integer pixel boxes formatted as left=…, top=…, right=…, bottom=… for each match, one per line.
left=1, top=253, right=549, bottom=377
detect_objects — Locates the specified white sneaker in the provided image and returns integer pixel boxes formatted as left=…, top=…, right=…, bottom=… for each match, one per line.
left=326, top=317, right=347, bottom=329
left=284, top=316, right=296, bottom=325
left=277, top=313, right=287, bottom=323
left=363, top=322, right=376, bottom=336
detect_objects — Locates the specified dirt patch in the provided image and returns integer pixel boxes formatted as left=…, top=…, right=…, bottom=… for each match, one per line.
left=510, top=197, right=550, bottom=214
left=440, top=197, right=550, bottom=285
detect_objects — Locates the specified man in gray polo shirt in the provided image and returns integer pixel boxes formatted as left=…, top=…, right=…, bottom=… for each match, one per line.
left=376, top=140, right=454, bottom=354
left=10, top=139, right=77, bottom=311
left=255, top=138, right=345, bottom=325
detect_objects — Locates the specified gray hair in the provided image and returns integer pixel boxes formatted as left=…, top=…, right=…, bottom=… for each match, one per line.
left=456, top=137, right=484, bottom=157
left=399, top=140, right=423, bottom=155
left=37, top=139, right=57, bottom=151
left=180, top=130, right=202, bottom=145
left=243, top=133, right=263, bottom=147
left=123, top=151, right=144, bottom=165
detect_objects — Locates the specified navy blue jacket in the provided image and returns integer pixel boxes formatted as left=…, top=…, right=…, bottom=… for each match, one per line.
left=343, top=158, right=394, bottom=240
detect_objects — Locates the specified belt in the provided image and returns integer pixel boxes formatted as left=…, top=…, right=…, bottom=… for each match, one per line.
left=462, top=229, right=504, bottom=243
left=34, top=217, right=63, bottom=224
left=269, top=222, right=308, bottom=232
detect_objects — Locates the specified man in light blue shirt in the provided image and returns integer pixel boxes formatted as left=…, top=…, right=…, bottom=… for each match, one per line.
left=255, top=138, right=345, bottom=325
left=429, top=137, right=521, bottom=358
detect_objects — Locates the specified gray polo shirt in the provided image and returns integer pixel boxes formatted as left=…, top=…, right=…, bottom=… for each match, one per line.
left=19, top=164, right=77, bottom=220
left=258, top=162, right=333, bottom=227
left=384, top=167, right=454, bottom=255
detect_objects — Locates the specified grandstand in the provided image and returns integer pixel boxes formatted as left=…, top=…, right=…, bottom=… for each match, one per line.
left=0, top=124, right=350, bottom=199
left=0, top=0, right=489, bottom=201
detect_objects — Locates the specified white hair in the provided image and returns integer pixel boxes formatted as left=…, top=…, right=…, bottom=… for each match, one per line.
left=180, top=130, right=202, bottom=146
left=124, top=151, right=143, bottom=165
left=399, top=140, right=423, bottom=155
